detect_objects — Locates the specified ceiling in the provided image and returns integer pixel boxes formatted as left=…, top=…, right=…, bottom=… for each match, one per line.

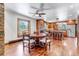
left=5, top=3, right=79, bottom=22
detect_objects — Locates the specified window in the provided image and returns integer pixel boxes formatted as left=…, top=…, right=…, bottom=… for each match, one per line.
left=17, top=18, right=30, bottom=37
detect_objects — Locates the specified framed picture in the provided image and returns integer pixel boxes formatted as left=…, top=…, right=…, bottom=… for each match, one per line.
left=17, top=18, right=30, bottom=37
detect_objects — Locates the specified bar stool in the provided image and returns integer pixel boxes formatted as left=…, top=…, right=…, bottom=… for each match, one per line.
left=58, top=32, right=64, bottom=40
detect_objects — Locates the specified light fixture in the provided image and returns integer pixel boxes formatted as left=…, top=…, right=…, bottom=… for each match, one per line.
left=67, top=19, right=74, bottom=25
left=56, top=18, right=59, bottom=20
left=35, top=15, right=43, bottom=20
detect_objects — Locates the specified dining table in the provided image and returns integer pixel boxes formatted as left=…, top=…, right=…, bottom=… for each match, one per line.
left=30, top=33, right=46, bottom=47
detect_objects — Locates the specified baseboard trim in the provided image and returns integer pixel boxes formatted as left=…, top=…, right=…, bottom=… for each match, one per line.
left=5, top=39, right=23, bottom=45
left=67, top=36, right=76, bottom=38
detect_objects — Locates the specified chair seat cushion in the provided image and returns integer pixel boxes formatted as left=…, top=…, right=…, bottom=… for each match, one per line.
left=47, top=40, right=51, bottom=42
left=24, top=37, right=29, bottom=39
left=23, top=39, right=35, bottom=43
left=40, top=38, right=51, bottom=43
left=40, top=38, right=46, bottom=43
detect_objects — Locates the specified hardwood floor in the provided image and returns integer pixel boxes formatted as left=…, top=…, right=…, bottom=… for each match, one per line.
left=4, top=37, right=79, bottom=56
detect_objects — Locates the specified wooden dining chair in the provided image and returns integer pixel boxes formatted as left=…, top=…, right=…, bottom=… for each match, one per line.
left=46, top=34, right=51, bottom=49
left=46, top=38, right=51, bottom=50
left=39, top=33, right=51, bottom=50
left=48, top=31, right=52, bottom=39
left=22, top=33, right=35, bottom=53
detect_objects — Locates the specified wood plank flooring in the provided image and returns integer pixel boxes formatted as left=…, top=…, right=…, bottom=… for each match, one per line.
left=4, top=37, right=79, bottom=56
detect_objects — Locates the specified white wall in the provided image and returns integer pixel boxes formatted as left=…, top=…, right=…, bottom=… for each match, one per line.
left=4, top=9, right=36, bottom=43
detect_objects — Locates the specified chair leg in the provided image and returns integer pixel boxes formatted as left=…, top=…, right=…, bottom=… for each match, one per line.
left=28, top=41, right=31, bottom=53
left=23, top=42, right=25, bottom=51
left=49, top=42, right=51, bottom=50
left=45, top=44, right=47, bottom=51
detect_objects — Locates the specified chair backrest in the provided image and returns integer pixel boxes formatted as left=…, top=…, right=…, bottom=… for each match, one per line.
left=40, top=30, right=44, bottom=33
left=22, top=31, right=30, bottom=40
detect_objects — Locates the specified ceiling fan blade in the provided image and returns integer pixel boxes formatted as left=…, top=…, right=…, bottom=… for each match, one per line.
left=44, top=8, right=52, bottom=10
left=32, top=14, right=36, bottom=17
left=29, top=12, right=36, bottom=15
left=31, top=6, right=38, bottom=9
left=39, top=13, right=45, bottom=15
left=36, top=10, right=39, bottom=14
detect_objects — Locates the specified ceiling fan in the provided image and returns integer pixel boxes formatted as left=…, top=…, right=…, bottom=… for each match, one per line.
left=30, top=9, right=45, bottom=17
left=30, top=3, right=52, bottom=17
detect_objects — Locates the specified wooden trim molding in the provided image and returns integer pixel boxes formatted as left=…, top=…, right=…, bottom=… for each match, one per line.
left=67, top=20, right=76, bottom=25
left=5, top=39, right=23, bottom=45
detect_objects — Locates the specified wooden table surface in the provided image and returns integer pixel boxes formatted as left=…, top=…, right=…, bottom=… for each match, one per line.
left=30, top=33, right=46, bottom=38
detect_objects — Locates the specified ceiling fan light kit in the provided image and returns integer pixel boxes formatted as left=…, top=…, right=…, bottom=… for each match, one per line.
left=30, top=3, right=52, bottom=18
